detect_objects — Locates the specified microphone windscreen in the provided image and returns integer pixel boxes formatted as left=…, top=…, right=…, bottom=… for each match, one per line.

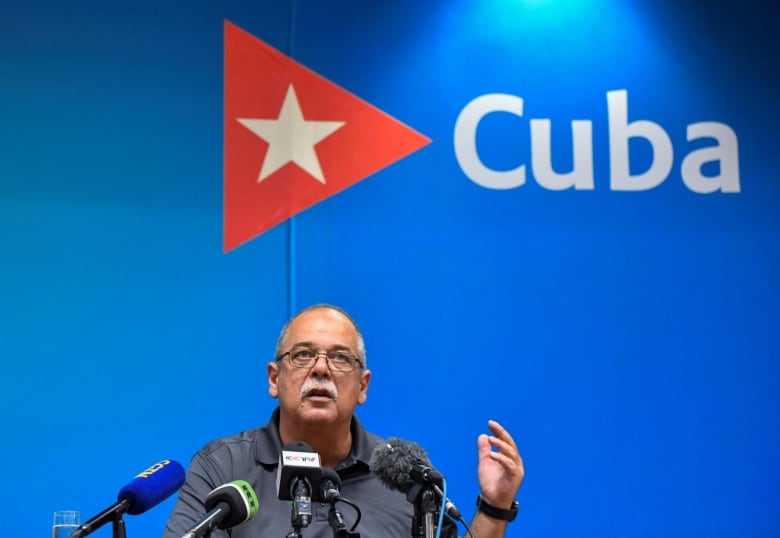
left=320, top=466, right=342, bottom=489
left=285, top=441, right=314, bottom=451
left=369, top=437, right=432, bottom=493
left=117, top=459, right=186, bottom=515
left=204, top=480, right=259, bottom=529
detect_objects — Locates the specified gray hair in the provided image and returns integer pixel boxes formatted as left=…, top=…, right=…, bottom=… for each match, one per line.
left=274, top=304, right=367, bottom=369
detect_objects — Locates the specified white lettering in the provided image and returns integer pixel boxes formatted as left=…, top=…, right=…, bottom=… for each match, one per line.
left=454, top=93, right=525, bottom=190
left=681, top=122, right=741, bottom=193
left=607, top=89, right=674, bottom=191
left=530, top=118, right=595, bottom=190
left=453, top=90, right=740, bottom=194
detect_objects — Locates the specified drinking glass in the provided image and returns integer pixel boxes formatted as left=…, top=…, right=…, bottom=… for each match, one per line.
left=52, top=510, right=80, bottom=538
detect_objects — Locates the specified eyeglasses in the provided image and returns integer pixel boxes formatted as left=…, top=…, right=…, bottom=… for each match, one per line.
left=277, top=347, right=364, bottom=372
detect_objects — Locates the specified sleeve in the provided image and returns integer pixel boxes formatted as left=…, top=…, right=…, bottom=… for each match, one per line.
left=161, top=449, right=231, bottom=538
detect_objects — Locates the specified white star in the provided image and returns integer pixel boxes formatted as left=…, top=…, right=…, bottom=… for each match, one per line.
left=237, top=84, right=345, bottom=184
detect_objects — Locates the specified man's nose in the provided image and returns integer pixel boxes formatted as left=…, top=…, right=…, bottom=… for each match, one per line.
left=310, top=353, right=332, bottom=376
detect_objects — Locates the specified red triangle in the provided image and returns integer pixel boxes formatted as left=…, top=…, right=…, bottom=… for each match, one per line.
left=223, top=20, right=431, bottom=252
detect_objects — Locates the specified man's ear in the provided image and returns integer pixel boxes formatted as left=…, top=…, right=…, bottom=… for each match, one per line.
left=357, top=369, right=371, bottom=405
left=267, top=361, right=279, bottom=398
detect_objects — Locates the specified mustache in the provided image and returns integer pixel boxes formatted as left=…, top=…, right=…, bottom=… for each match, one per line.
left=300, top=378, right=339, bottom=400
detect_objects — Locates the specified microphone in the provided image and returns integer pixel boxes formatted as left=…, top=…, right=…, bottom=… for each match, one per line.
left=369, top=438, right=462, bottom=520
left=320, top=467, right=350, bottom=538
left=276, top=441, right=322, bottom=500
left=276, top=441, right=321, bottom=528
left=181, top=480, right=259, bottom=538
left=319, top=466, right=342, bottom=503
left=71, top=459, right=185, bottom=538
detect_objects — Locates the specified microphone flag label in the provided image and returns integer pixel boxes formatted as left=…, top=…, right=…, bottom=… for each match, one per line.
left=223, top=20, right=432, bottom=252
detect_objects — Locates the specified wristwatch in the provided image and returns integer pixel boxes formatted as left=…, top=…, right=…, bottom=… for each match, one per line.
left=476, top=494, right=519, bottom=522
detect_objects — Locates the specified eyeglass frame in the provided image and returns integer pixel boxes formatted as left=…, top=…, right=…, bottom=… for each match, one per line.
left=276, top=347, right=365, bottom=372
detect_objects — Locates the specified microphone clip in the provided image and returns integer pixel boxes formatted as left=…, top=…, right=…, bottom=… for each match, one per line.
left=409, top=463, right=443, bottom=487
left=290, top=478, right=313, bottom=530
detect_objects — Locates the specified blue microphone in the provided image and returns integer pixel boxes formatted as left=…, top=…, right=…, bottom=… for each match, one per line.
left=72, top=459, right=186, bottom=537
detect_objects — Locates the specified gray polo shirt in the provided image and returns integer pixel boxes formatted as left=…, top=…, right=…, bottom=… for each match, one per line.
left=162, top=408, right=457, bottom=538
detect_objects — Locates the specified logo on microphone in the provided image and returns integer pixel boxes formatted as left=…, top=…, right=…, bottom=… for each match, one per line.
left=223, top=21, right=431, bottom=252
left=135, top=460, right=172, bottom=478
left=283, top=453, right=320, bottom=466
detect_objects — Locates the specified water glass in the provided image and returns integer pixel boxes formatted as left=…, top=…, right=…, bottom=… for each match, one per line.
left=52, top=510, right=80, bottom=538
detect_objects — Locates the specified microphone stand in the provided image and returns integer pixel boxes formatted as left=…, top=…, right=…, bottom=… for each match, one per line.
left=327, top=501, right=360, bottom=538
left=406, top=483, right=438, bottom=538
left=112, top=513, right=126, bottom=538
left=285, top=528, right=303, bottom=538
left=327, top=503, right=349, bottom=538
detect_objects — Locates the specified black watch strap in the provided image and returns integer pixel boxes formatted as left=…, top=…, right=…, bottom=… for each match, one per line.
left=476, top=494, right=519, bottom=522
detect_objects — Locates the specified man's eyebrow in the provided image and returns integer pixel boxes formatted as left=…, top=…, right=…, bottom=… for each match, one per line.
left=290, top=341, right=352, bottom=351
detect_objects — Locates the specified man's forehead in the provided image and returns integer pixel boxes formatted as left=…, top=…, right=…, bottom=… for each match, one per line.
left=287, top=308, right=357, bottom=339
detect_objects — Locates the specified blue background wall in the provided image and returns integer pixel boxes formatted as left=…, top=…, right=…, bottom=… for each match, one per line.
left=2, top=1, right=778, bottom=536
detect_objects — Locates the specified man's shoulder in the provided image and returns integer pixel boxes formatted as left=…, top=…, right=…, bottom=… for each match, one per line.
left=362, top=428, right=384, bottom=445
left=197, top=426, right=265, bottom=458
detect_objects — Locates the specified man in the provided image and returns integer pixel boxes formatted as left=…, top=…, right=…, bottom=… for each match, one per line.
left=163, top=304, right=524, bottom=538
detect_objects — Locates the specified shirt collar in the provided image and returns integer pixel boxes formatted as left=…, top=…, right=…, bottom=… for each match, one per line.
left=255, top=406, right=377, bottom=469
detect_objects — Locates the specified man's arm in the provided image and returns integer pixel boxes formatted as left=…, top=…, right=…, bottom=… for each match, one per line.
left=161, top=452, right=229, bottom=538
left=468, top=420, right=524, bottom=538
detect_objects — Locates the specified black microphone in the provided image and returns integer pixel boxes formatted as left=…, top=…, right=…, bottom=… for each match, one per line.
left=276, top=441, right=322, bottom=500
left=320, top=467, right=350, bottom=538
left=369, top=438, right=462, bottom=520
left=319, top=466, right=342, bottom=503
left=277, top=441, right=322, bottom=528
left=181, top=480, right=259, bottom=538
left=71, top=459, right=186, bottom=538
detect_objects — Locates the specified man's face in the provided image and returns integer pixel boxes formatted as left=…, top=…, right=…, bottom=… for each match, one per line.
left=268, top=308, right=371, bottom=430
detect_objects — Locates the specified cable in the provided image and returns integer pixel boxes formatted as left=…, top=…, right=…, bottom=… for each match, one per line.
left=335, top=497, right=362, bottom=532
left=444, top=511, right=475, bottom=538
